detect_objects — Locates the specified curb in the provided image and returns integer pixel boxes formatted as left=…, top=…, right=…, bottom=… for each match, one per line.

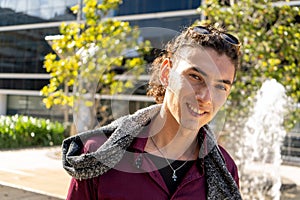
left=0, top=182, right=64, bottom=200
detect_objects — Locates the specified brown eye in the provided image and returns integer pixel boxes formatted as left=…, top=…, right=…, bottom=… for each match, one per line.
left=215, top=84, right=227, bottom=91
left=189, top=74, right=203, bottom=82
left=190, top=74, right=199, bottom=80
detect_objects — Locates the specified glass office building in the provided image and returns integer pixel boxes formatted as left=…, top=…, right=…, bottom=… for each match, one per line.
left=0, top=0, right=299, bottom=161
left=0, top=0, right=201, bottom=121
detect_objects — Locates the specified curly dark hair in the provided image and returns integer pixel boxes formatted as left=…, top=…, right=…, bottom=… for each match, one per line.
left=147, top=24, right=241, bottom=104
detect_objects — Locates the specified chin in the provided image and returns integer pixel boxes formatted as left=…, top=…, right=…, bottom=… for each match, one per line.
left=178, top=118, right=203, bottom=130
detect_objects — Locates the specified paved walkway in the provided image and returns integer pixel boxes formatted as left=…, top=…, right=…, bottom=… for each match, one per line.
left=0, top=184, right=62, bottom=200
left=0, top=147, right=70, bottom=199
left=0, top=146, right=299, bottom=199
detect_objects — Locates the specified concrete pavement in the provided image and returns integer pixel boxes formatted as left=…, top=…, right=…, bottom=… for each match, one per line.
left=0, top=146, right=299, bottom=199
left=0, top=184, right=62, bottom=200
left=0, top=147, right=70, bottom=199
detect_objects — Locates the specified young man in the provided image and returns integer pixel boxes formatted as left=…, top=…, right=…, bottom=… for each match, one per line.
left=62, top=25, right=242, bottom=199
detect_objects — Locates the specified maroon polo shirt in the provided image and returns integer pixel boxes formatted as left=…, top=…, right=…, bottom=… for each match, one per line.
left=66, top=133, right=239, bottom=200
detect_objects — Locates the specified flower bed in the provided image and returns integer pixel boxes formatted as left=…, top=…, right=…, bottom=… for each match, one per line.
left=0, top=115, right=65, bottom=149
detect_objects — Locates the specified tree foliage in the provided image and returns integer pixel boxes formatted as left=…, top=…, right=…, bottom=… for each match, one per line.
left=41, top=0, right=151, bottom=129
left=199, top=1, right=299, bottom=198
left=198, top=0, right=300, bottom=130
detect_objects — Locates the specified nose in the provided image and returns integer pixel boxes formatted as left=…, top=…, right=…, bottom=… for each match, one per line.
left=195, top=85, right=212, bottom=104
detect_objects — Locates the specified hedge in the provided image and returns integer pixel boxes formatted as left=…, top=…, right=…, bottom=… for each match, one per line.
left=0, top=115, right=65, bottom=149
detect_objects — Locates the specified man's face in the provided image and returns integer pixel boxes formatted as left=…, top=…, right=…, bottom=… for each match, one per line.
left=162, top=47, right=235, bottom=130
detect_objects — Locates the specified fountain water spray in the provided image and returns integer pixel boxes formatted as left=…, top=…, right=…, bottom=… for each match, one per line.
left=237, top=79, right=287, bottom=200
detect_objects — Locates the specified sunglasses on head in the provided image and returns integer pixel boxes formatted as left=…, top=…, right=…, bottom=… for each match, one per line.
left=191, top=26, right=241, bottom=49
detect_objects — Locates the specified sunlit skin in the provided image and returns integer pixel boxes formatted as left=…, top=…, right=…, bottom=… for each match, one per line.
left=145, top=46, right=235, bottom=160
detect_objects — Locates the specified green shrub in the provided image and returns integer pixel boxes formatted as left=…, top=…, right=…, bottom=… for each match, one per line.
left=0, top=115, right=65, bottom=149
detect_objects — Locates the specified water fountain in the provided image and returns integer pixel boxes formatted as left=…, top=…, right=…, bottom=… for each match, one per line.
left=231, top=79, right=288, bottom=199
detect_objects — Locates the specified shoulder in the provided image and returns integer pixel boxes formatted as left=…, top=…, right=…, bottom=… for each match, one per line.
left=218, top=146, right=236, bottom=168
left=218, top=145, right=240, bottom=187
left=82, top=134, right=108, bottom=153
left=79, top=115, right=130, bottom=153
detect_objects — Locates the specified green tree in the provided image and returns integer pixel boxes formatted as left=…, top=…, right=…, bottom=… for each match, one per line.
left=198, top=0, right=300, bottom=129
left=198, top=1, right=300, bottom=198
left=41, top=0, right=151, bottom=132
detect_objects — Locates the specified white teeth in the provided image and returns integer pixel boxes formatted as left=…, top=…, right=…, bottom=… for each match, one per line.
left=187, top=104, right=205, bottom=115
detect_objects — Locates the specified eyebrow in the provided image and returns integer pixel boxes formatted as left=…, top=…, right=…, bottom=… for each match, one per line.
left=191, top=67, right=233, bottom=85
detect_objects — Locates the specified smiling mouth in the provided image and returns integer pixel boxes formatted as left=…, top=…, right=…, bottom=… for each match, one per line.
left=186, top=103, right=208, bottom=117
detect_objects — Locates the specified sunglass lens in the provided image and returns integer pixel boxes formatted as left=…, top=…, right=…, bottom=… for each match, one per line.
left=222, top=33, right=239, bottom=45
left=193, top=26, right=210, bottom=34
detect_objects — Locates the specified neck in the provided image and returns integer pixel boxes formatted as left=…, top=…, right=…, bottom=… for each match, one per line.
left=146, top=108, right=199, bottom=160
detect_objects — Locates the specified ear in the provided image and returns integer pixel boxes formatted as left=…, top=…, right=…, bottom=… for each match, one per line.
left=159, top=58, right=172, bottom=86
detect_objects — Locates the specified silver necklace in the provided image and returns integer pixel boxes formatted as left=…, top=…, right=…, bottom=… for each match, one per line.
left=150, top=137, right=189, bottom=182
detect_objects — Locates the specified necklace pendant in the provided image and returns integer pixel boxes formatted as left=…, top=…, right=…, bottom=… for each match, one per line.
left=172, top=171, right=177, bottom=181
